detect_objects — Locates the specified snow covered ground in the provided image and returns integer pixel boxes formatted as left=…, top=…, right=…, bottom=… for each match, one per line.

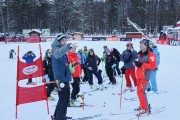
left=0, top=40, right=180, bottom=120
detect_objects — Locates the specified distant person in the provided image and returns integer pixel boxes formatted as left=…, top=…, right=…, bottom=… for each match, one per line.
left=85, top=49, right=103, bottom=89
left=77, top=49, right=88, bottom=82
left=121, top=43, right=137, bottom=92
left=83, top=46, right=89, bottom=59
left=102, top=45, right=108, bottom=63
left=146, top=40, right=160, bottom=93
left=111, top=48, right=121, bottom=76
left=22, top=51, right=36, bottom=85
left=67, top=47, right=82, bottom=104
left=9, top=49, right=16, bottom=59
left=43, top=49, right=55, bottom=101
left=105, top=49, right=117, bottom=84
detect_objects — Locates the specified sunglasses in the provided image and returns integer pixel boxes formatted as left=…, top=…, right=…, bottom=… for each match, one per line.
left=140, top=41, right=146, bottom=44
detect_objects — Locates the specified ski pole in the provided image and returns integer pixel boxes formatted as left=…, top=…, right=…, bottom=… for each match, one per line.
left=120, top=75, right=123, bottom=110
left=77, top=94, right=85, bottom=110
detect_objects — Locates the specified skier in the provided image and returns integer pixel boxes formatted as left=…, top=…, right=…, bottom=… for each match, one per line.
left=83, top=46, right=89, bottom=59
left=111, top=48, right=121, bottom=76
left=133, top=39, right=156, bottom=115
left=121, top=43, right=137, bottom=91
left=102, top=45, right=108, bottom=63
left=22, top=51, right=36, bottom=85
left=67, top=47, right=82, bottom=103
left=77, top=49, right=88, bottom=82
left=146, top=40, right=160, bottom=93
left=105, top=49, right=117, bottom=84
left=51, top=33, right=76, bottom=120
left=43, top=49, right=55, bottom=101
left=84, top=49, right=103, bottom=89
left=101, top=45, right=109, bottom=78
left=9, top=49, right=16, bottom=59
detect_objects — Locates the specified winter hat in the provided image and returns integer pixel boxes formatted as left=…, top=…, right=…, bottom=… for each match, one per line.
left=27, top=51, right=32, bottom=54
left=103, top=45, right=107, bottom=49
left=56, top=33, right=66, bottom=41
left=106, top=49, right=111, bottom=53
left=56, top=33, right=64, bottom=38
left=140, top=39, right=150, bottom=47
left=126, top=42, right=133, bottom=47
left=89, top=48, right=94, bottom=52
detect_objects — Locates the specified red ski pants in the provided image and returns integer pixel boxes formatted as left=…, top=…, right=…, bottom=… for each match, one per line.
left=125, top=68, right=137, bottom=87
left=137, top=79, right=149, bottom=110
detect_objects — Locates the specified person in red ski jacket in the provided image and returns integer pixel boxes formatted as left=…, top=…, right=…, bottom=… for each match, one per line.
left=67, top=47, right=82, bottom=102
left=133, top=39, right=156, bottom=116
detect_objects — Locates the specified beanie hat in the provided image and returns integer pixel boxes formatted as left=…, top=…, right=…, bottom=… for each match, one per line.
left=89, top=48, right=94, bottom=52
left=103, top=45, right=107, bottom=49
left=27, top=51, right=32, bottom=54
left=140, top=39, right=150, bottom=47
left=106, top=49, right=111, bottom=53
left=57, top=33, right=66, bottom=41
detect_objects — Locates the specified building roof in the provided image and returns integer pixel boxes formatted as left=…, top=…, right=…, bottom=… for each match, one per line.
left=27, top=29, right=42, bottom=34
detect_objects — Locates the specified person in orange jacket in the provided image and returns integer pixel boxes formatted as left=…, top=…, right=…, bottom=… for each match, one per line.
left=67, top=47, right=82, bottom=102
left=133, top=39, right=156, bottom=116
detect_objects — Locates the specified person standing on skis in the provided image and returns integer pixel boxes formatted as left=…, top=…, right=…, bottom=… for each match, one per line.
left=9, top=49, right=16, bottom=59
left=121, top=43, right=137, bottom=92
left=111, top=48, right=121, bottom=76
left=83, top=46, right=89, bottom=59
left=146, top=40, right=160, bottom=93
left=133, top=39, right=156, bottom=115
left=51, top=33, right=77, bottom=120
left=77, top=49, right=88, bottom=82
left=85, top=49, right=103, bottom=89
left=67, top=47, right=82, bottom=103
left=102, top=45, right=108, bottom=63
left=22, top=51, right=36, bottom=85
left=105, top=49, right=117, bottom=84
left=43, top=49, right=55, bottom=101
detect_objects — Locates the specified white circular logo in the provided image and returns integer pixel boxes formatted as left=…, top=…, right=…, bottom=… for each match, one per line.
left=23, top=65, right=38, bottom=75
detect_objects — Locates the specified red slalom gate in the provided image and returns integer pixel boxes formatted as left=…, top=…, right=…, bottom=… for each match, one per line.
left=15, top=44, right=49, bottom=119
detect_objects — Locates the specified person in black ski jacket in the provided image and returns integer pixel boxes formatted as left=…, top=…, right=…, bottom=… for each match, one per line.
left=9, top=49, right=16, bottom=59
left=43, top=49, right=55, bottom=101
left=111, top=48, right=121, bottom=76
left=105, top=49, right=117, bottom=84
left=84, top=49, right=103, bottom=89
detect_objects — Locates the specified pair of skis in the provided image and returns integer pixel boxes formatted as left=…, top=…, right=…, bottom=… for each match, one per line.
left=51, top=114, right=101, bottom=120
left=110, top=106, right=165, bottom=120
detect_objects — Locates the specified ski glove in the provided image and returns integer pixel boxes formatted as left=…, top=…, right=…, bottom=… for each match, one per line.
left=112, top=63, right=117, bottom=68
left=134, top=61, right=142, bottom=67
left=72, top=62, right=78, bottom=67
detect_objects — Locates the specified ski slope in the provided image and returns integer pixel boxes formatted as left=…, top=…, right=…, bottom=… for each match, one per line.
left=0, top=40, right=180, bottom=120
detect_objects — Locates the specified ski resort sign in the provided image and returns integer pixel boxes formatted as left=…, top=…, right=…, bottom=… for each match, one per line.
left=22, top=65, right=38, bottom=75
left=169, top=40, right=180, bottom=46
left=126, top=32, right=142, bottom=38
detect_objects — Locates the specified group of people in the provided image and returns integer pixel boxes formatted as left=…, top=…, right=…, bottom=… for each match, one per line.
left=19, top=33, right=160, bottom=120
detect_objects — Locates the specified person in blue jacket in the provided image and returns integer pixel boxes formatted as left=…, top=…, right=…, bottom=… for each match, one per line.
left=77, top=49, right=88, bottom=82
left=146, top=41, right=160, bottom=93
left=51, top=33, right=76, bottom=120
left=121, top=43, right=138, bottom=92
left=22, top=51, right=36, bottom=84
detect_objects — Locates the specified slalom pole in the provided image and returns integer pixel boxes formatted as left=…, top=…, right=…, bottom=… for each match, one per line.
left=120, top=75, right=123, bottom=110
left=15, top=46, right=20, bottom=119
left=82, top=94, right=85, bottom=110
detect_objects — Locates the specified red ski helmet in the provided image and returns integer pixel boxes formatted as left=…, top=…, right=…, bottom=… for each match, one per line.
left=126, top=42, right=133, bottom=47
